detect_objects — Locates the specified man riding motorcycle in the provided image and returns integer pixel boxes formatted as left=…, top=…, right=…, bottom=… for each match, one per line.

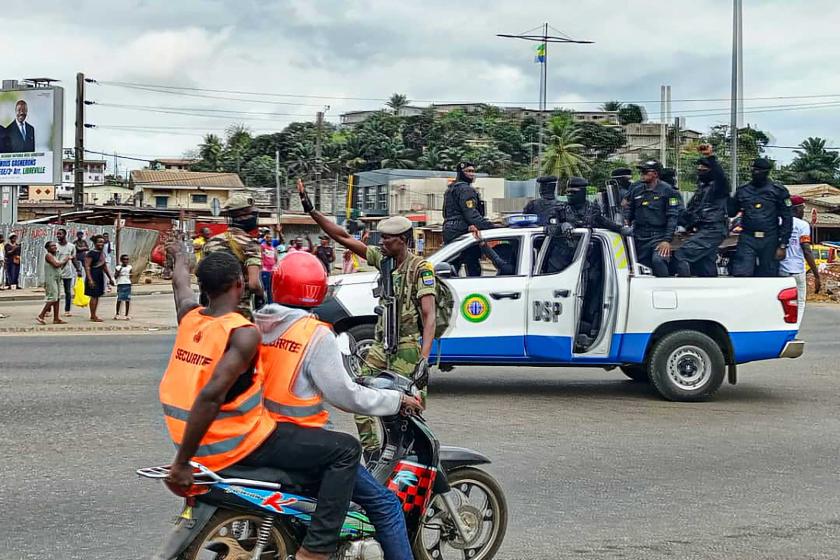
left=255, top=251, right=423, bottom=560
left=159, top=243, right=419, bottom=560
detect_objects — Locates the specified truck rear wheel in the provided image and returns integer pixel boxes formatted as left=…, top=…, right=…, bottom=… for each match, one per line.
left=647, top=330, right=725, bottom=401
left=344, top=323, right=376, bottom=376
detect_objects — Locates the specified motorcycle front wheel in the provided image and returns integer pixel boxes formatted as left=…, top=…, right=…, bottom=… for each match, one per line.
left=414, top=467, right=508, bottom=560
left=181, top=510, right=294, bottom=560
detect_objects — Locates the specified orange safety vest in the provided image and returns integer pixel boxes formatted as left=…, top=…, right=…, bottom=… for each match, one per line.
left=159, top=308, right=275, bottom=471
left=261, top=315, right=330, bottom=428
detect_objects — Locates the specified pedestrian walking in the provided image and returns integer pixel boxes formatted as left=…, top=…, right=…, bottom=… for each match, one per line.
left=102, top=232, right=115, bottom=270
left=73, top=231, right=89, bottom=280
left=442, top=161, right=495, bottom=276
left=260, top=235, right=277, bottom=303
left=4, top=233, right=21, bottom=289
left=54, top=228, right=80, bottom=316
left=779, top=195, right=821, bottom=319
left=0, top=233, right=6, bottom=289
left=730, top=158, right=793, bottom=277
left=84, top=234, right=115, bottom=322
left=623, top=160, right=682, bottom=277
left=416, top=234, right=425, bottom=257
left=673, top=145, right=731, bottom=277
left=36, top=241, right=70, bottom=325
left=114, top=254, right=133, bottom=320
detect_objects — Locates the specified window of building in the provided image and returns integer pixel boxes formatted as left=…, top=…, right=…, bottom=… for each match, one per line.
left=365, top=187, right=376, bottom=209
left=155, top=196, right=169, bottom=209
left=191, top=194, right=208, bottom=204
left=377, top=186, right=388, bottom=210
left=426, top=193, right=437, bottom=210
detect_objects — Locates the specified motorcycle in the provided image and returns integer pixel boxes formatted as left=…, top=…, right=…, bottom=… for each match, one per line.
left=139, top=370, right=508, bottom=560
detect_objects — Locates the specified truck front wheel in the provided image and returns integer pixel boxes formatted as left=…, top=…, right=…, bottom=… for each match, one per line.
left=647, top=331, right=725, bottom=401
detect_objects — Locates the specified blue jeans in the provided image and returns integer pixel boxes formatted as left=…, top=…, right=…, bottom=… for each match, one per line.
left=260, top=271, right=273, bottom=303
left=352, top=465, right=412, bottom=560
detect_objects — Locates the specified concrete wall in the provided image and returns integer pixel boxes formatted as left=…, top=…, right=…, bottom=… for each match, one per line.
left=0, top=222, right=159, bottom=287
left=140, top=188, right=232, bottom=210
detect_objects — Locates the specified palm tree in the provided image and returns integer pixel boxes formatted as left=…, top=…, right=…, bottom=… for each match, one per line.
left=380, top=137, right=416, bottom=169
left=601, top=100, right=623, bottom=112
left=386, top=93, right=409, bottom=116
left=198, top=134, right=224, bottom=171
left=418, top=146, right=444, bottom=169
left=287, top=141, right=315, bottom=177
left=791, top=137, right=840, bottom=183
left=542, top=116, right=590, bottom=182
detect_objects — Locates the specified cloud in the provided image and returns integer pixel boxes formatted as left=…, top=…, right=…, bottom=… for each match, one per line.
left=2, top=0, right=838, bottom=167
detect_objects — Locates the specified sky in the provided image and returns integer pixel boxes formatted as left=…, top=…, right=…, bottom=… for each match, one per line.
left=3, top=0, right=839, bottom=173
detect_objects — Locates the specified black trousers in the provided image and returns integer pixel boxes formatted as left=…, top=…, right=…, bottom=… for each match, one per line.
left=635, top=235, right=670, bottom=277
left=673, top=225, right=727, bottom=278
left=239, top=422, right=361, bottom=554
left=61, top=278, right=74, bottom=312
left=732, top=233, right=779, bottom=277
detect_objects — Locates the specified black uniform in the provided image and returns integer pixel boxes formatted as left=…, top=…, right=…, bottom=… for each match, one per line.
left=523, top=176, right=560, bottom=225
left=673, top=155, right=730, bottom=277
left=623, top=181, right=682, bottom=277
left=478, top=241, right=517, bottom=276
left=730, top=180, right=792, bottom=277
left=443, top=180, right=494, bottom=277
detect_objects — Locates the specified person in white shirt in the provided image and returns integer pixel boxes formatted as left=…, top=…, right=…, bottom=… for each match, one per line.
left=113, top=254, right=133, bottom=320
left=779, top=195, right=821, bottom=319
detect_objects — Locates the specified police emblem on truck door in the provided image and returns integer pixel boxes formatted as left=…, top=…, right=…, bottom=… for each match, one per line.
left=533, top=300, right=562, bottom=322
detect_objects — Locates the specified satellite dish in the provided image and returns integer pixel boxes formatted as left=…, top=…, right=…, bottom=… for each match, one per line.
left=210, top=198, right=221, bottom=217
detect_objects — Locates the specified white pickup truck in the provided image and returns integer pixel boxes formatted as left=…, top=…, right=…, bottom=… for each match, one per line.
left=315, top=226, right=805, bottom=401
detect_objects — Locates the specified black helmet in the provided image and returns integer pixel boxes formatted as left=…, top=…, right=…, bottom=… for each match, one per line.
left=637, top=159, right=662, bottom=173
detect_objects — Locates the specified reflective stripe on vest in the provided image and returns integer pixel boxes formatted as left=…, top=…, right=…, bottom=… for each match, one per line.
left=159, top=308, right=275, bottom=471
left=261, top=315, right=330, bottom=428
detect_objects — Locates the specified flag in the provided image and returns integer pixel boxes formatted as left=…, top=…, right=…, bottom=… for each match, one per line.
left=534, top=43, right=546, bottom=63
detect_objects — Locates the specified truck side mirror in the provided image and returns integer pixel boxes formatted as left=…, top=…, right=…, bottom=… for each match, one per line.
left=434, top=262, right=454, bottom=278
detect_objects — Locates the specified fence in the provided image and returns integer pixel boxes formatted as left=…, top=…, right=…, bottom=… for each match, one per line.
left=0, top=222, right=159, bottom=288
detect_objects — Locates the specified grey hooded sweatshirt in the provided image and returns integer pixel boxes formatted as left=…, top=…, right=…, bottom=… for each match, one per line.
left=253, top=304, right=401, bottom=416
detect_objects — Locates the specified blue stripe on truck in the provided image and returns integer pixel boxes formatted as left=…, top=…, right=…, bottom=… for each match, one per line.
left=431, top=330, right=798, bottom=365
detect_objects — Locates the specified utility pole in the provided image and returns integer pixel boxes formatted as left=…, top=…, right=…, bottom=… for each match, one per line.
left=74, top=72, right=85, bottom=211
left=730, top=0, right=742, bottom=192
left=314, top=110, right=324, bottom=211
left=275, top=149, right=282, bottom=226
left=497, top=23, right=592, bottom=174
left=332, top=173, right=339, bottom=216
left=660, top=85, right=667, bottom=165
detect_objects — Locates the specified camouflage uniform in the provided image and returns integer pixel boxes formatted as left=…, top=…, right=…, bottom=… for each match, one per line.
left=356, top=245, right=436, bottom=451
left=201, top=227, right=262, bottom=319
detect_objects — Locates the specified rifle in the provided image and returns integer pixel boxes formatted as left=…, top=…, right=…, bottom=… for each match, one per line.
left=603, top=180, right=641, bottom=275
left=373, top=256, right=399, bottom=363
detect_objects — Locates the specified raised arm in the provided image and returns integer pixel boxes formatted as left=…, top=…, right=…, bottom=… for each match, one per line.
left=166, top=240, right=199, bottom=323
left=297, top=178, right=368, bottom=259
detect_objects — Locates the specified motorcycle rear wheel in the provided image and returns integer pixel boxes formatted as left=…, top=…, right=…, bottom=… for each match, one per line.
left=180, top=510, right=294, bottom=560
left=414, top=467, right=508, bottom=560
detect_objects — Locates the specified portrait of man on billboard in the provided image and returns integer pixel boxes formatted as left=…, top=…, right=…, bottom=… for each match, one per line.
left=4, top=100, right=35, bottom=152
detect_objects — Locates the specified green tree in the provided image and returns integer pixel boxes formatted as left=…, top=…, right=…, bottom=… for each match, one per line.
left=386, top=93, right=409, bottom=115
left=601, top=101, right=623, bottom=112
left=193, top=133, right=224, bottom=172
left=787, top=137, right=840, bottom=185
left=241, top=154, right=276, bottom=188
left=542, top=116, right=590, bottom=182
left=576, top=122, right=626, bottom=159
left=379, top=137, right=416, bottom=169
left=618, top=104, right=645, bottom=125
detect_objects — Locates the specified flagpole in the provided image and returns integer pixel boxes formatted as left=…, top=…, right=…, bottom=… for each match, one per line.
left=497, top=23, right=592, bottom=178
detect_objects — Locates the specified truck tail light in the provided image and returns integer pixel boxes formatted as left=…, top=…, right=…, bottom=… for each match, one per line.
left=778, top=287, right=798, bottom=324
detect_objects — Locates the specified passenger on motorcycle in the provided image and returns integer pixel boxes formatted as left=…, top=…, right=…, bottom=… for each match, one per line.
left=159, top=244, right=393, bottom=560
left=253, top=250, right=423, bottom=560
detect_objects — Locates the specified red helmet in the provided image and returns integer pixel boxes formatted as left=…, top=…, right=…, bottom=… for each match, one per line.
left=272, top=251, right=328, bottom=307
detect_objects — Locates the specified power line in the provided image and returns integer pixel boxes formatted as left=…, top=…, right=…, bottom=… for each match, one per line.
left=92, top=102, right=314, bottom=118
left=94, top=79, right=840, bottom=106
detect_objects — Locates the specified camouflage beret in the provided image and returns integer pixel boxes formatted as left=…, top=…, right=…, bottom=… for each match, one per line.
left=377, top=216, right=413, bottom=235
left=223, top=192, right=254, bottom=211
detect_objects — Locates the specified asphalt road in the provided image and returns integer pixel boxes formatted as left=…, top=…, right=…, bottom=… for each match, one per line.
left=2, top=305, right=839, bottom=560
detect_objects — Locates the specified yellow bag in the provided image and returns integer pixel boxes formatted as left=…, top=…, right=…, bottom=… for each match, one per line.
left=73, top=277, right=90, bottom=307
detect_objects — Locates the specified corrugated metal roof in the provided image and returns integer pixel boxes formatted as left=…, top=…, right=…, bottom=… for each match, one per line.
left=130, top=170, right=244, bottom=188
left=786, top=184, right=840, bottom=197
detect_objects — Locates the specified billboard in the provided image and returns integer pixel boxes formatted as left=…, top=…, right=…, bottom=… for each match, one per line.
left=0, top=86, right=63, bottom=186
